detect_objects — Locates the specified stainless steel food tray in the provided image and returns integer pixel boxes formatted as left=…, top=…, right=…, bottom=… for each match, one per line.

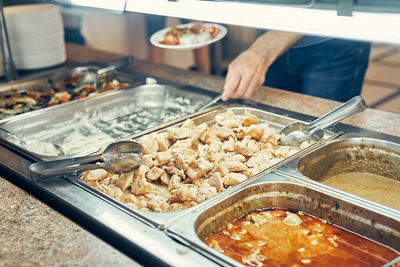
left=6, top=94, right=400, bottom=266
left=63, top=105, right=340, bottom=229
left=0, top=83, right=215, bottom=160
left=277, top=137, right=400, bottom=211
left=0, top=64, right=137, bottom=121
left=166, top=172, right=400, bottom=267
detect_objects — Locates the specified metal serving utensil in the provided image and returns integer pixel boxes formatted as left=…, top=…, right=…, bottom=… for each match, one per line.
left=76, top=56, right=133, bottom=87
left=0, top=127, right=27, bottom=147
left=29, top=140, right=143, bottom=181
left=199, top=94, right=222, bottom=110
left=279, top=95, right=367, bottom=146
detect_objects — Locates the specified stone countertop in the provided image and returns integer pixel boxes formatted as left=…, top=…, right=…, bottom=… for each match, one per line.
left=0, top=177, right=137, bottom=266
left=1, top=43, right=399, bottom=266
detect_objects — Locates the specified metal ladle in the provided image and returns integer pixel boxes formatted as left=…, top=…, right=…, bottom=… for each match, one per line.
left=279, top=95, right=367, bottom=146
left=29, top=140, right=143, bottom=181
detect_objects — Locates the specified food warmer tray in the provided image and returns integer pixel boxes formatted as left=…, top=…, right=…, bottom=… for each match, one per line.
left=276, top=136, right=400, bottom=211
left=0, top=63, right=139, bottom=122
left=63, top=104, right=340, bottom=229
left=1, top=88, right=400, bottom=266
left=166, top=172, right=400, bottom=267
left=0, top=82, right=216, bottom=161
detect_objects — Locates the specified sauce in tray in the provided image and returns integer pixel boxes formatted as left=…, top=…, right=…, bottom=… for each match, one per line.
left=204, top=208, right=399, bottom=266
left=322, top=172, right=400, bottom=210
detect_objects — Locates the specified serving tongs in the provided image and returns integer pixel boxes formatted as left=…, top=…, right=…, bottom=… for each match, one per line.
left=279, top=95, right=367, bottom=146
left=29, top=141, right=143, bottom=181
left=75, top=56, right=134, bottom=87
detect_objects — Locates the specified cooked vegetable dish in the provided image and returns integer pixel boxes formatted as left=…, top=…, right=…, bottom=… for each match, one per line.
left=204, top=208, right=400, bottom=266
left=0, top=74, right=129, bottom=120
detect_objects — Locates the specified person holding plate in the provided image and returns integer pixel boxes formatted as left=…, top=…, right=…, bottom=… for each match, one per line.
left=145, top=14, right=212, bottom=74
left=222, top=30, right=371, bottom=102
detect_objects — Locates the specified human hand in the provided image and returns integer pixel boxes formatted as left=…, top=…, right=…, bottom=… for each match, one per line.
left=222, top=47, right=269, bottom=101
left=221, top=30, right=303, bottom=101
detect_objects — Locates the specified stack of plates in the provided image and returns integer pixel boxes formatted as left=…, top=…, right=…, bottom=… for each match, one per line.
left=4, top=4, right=66, bottom=70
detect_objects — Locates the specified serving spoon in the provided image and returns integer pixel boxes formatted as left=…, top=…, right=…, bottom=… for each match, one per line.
left=29, top=140, right=143, bottom=181
left=279, top=95, right=367, bottom=146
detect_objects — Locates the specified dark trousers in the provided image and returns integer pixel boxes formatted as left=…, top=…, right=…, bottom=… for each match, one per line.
left=265, top=38, right=371, bottom=102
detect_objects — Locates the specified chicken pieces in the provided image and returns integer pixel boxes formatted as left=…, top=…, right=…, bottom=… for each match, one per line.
left=80, top=110, right=308, bottom=212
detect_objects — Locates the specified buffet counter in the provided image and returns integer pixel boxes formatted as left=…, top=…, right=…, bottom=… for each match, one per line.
left=1, top=44, right=399, bottom=266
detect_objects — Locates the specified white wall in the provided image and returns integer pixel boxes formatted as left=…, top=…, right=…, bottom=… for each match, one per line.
left=80, top=11, right=195, bottom=69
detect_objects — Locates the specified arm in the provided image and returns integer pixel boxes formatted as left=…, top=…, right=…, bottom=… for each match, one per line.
left=222, top=30, right=303, bottom=101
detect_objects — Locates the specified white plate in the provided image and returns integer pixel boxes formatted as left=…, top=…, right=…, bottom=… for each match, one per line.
left=10, top=30, right=64, bottom=46
left=150, top=23, right=227, bottom=50
left=14, top=50, right=66, bottom=70
left=7, top=17, right=63, bottom=36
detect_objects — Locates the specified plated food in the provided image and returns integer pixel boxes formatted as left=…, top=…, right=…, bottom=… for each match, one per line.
left=81, top=110, right=309, bottom=212
left=161, top=24, right=219, bottom=46
left=0, top=74, right=129, bottom=120
left=150, top=23, right=227, bottom=50
left=204, top=208, right=400, bottom=266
